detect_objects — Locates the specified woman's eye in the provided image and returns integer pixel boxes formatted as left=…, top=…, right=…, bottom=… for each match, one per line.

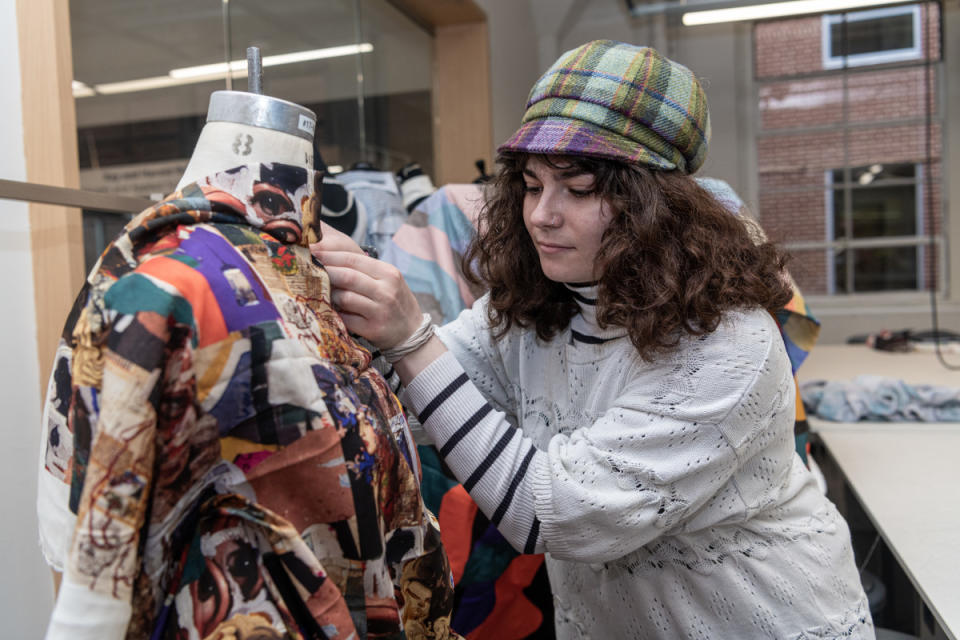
left=523, top=184, right=542, bottom=194
left=569, top=188, right=595, bottom=198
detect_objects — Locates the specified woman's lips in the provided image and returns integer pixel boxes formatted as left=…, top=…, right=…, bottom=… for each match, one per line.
left=263, top=219, right=302, bottom=244
left=536, top=241, right=572, bottom=254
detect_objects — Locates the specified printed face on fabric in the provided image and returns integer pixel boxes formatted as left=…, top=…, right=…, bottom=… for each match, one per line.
left=202, top=163, right=314, bottom=244
left=521, top=155, right=613, bottom=284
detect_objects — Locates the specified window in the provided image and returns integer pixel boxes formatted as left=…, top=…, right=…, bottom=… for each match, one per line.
left=823, top=5, right=922, bottom=69
left=755, top=2, right=941, bottom=297
left=826, top=164, right=924, bottom=293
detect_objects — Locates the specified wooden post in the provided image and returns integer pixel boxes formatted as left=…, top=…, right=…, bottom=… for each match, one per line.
left=433, top=21, right=493, bottom=185
left=16, top=0, right=85, bottom=395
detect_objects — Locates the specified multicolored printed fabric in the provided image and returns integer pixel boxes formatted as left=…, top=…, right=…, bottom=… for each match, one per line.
left=38, top=163, right=457, bottom=640
left=499, top=40, right=711, bottom=174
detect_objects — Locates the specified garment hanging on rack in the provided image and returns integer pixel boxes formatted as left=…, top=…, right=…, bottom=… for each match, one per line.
left=338, top=168, right=408, bottom=259
left=38, top=163, right=458, bottom=640
left=397, top=163, right=437, bottom=214
left=319, top=174, right=368, bottom=245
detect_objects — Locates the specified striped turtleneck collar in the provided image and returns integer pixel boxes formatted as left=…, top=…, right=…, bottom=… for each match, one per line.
left=563, top=282, right=628, bottom=346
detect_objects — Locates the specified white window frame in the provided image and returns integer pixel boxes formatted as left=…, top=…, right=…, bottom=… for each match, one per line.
left=824, top=165, right=925, bottom=294
left=822, top=4, right=922, bottom=69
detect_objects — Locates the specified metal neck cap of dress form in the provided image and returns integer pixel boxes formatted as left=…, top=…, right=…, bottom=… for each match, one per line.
left=205, top=47, right=317, bottom=142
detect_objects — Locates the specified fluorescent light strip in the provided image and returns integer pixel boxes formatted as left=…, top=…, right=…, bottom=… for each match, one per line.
left=72, top=81, right=96, bottom=98
left=169, top=43, right=374, bottom=79
left=94, top=71, right=241, bottom=95
left=82, top=43, right=374, bottom=97
left=682, top=0, right=907, bottom=25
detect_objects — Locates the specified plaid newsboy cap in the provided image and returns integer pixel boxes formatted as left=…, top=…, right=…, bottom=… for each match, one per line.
left=498, top=40, right=711, bottom=174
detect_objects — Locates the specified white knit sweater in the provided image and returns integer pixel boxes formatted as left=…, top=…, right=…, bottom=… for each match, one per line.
left=401, top=286, right=873, bottom=639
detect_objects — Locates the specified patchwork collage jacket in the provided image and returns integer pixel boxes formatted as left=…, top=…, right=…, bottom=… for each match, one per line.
left=38, top=163, right=457, bottom=640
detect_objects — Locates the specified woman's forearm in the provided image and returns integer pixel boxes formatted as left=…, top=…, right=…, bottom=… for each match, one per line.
left=393, top=335, right=449, bottom=384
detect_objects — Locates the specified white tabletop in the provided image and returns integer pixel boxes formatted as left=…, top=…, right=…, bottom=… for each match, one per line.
left=800, top=345, right=960, bottom=638
left=815, top=422, right=960, bottom=640
left=800, top=344, right=960, bottom=387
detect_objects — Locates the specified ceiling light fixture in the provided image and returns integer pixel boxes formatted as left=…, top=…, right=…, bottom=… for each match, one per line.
left=81, top=43, right=374, bottom=97
left=169, top=43, right=373, bottom=79
left=682, top=0, right=908, bottom=26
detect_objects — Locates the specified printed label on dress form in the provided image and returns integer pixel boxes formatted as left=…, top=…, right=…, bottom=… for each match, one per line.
left=233, top=134, right=254, bottom=156
left=298, top=115, right=316, bottom=135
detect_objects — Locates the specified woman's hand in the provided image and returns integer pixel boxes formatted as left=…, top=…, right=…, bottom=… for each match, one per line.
left=311, top=222, right=424, bottom=350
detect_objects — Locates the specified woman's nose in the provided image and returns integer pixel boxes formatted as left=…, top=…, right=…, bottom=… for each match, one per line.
left=529, top=190, right=560, bottom=227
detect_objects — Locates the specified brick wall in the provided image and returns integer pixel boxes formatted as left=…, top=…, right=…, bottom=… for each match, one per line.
left=754, top=2, right=942, bottom=295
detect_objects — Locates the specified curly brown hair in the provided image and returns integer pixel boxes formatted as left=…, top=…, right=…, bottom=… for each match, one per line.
left=463, top=153, right=794, bottom=360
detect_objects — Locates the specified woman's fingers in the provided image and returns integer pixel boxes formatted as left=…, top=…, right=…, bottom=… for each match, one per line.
left=311, top=221, right=365, bottom=254
left=318, top=253, right=424, bottom=349
left=324, top=263, right=382, bottom=302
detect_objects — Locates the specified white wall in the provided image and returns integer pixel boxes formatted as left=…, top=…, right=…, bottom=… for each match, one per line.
left=0, top=0, right=55, bottom=635
left=474, top=0, right=541, bottom=150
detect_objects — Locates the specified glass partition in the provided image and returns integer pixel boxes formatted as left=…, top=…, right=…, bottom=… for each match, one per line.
left=69, top=0, right=434, bottom=260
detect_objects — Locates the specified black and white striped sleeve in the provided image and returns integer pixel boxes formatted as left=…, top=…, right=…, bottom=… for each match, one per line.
left=402, top=350, right=546, bottom=554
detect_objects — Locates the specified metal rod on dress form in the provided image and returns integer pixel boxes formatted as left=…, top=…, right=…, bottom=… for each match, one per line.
left=247, top=46, right=263, bottom=95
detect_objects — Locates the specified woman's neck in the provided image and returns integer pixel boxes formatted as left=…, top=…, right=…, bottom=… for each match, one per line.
left=563, top=282, right=628, bottom=344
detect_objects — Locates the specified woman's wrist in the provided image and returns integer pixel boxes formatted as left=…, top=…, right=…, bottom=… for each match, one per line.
left=381, top=313, right=437, bottom=363
left=393, top=334, right=448, bottom=384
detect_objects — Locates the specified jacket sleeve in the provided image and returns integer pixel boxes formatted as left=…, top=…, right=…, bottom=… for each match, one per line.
left=46, top=280, right=180, bottom=640
left=402, top=315, right=796, bottom=564
left=37, top=341, right=79, bottom=573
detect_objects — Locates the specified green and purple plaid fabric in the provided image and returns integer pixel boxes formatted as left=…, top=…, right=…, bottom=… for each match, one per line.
left=499, top=40, right=711, bottom=174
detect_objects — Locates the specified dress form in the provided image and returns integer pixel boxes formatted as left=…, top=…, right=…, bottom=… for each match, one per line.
left=176, top=90, right=316, bottom=190
left=178, top=47, right=316, bottom=190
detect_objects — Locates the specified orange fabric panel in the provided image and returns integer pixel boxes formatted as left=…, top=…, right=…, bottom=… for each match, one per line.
left=437, top=484, right=478, bottom=584
left=138, top=255, right=229, bottom=347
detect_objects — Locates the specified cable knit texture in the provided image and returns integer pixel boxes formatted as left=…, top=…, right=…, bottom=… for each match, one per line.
left=402, top=287, right=873, bottom=639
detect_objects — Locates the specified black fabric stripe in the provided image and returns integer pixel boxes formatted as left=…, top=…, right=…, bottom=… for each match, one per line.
left=524, top=517, right=541, bottom=554
left=370, top=349, right=382, bottom=359
left=568, top=289, right=597, bottom=305
left=491, top=447, right=536, bottom=526
left=571, top=329, right=614, bottom=345
left=439, top=403, right=493, bottom=457
left=391, top=378, right=402, bottom=394
left=564, top=281, right=597, bottom=288
left=384, top=364, right=396, bottom=380
left=416, top=372, right=468, bottom=424
left=463, top=428, right=517, bottom=491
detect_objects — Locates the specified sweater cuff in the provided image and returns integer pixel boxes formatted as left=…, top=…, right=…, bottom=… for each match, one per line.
left=530, top=452, right=575, bottom=558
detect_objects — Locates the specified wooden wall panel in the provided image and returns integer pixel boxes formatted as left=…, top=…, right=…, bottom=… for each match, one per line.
left=16, top=0, right=85, bottom=395
left=433, top=21, right=493, bottom=185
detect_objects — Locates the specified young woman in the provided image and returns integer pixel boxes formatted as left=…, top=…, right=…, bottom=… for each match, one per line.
left=313, top=40, right=873, bottom=639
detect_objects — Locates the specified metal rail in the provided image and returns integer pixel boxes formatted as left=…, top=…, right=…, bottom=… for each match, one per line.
left=0, top=179, right=153, bottom=214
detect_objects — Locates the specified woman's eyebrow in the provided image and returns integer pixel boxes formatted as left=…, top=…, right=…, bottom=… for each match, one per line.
left=522, top=168, right=541, bottom=180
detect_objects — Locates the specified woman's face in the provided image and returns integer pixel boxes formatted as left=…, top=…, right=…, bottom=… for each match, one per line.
left=521, top=156, right=612, bottom=283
